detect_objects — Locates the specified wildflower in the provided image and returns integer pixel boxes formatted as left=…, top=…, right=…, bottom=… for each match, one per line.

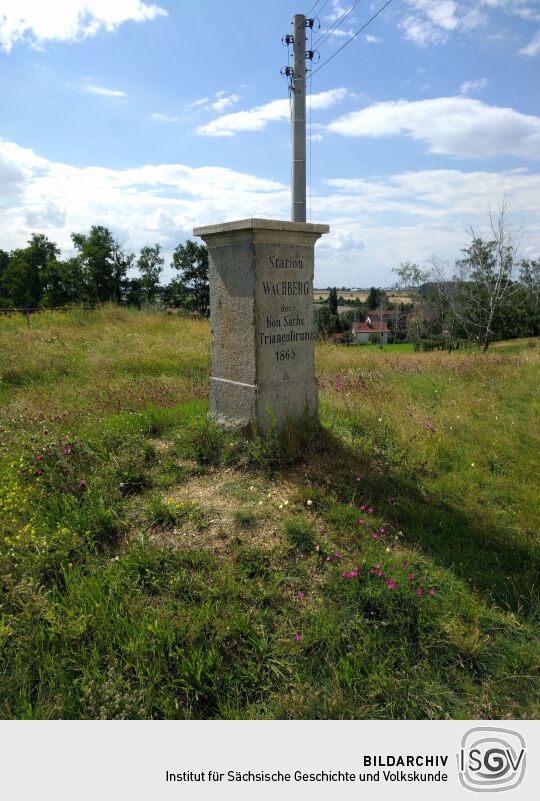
left=379, top=527, right=385, bottom=534
left=385, top=547, right=391, bottom=553
left=295, top=591, right=305, bottom=600
left=283, top=500, right=288, bottom=506
left=385, top=579, right=398, bottom=589
left=78, top=479, right=87, bottom=490
left=368, top=507, right=374, bottom=514
left=375, top=563, right=381, bottom=569
left=325, top=555, right=331, bottom=562
left=407, top=574, right=416, bottom=581
left=335, top=552, right=341, bottom=558
left=471, top=463, right=475, bottom=467
left=306, top=499, right=313, bottom=506
left=258, top=500, right=263, bottom=506
left=357, top=518, right=365, bottom=525
left=416, top=588, right=424, bottom=597
left=359, top=504, right=366, bottom=511
left=377, top=570, right=383, bottom=577
left=278, top=504, right=283, bottom=509
left=293, top=634, right=302, bottom=642
left=36, top=454, right=44, bottom=461
left=348, top=502, right=354, bottom=508
left=428, top=588, right=436, bottom=597
left=249, top=486, right=255, bottom=491
left=372, top=532, right=379, bottom=539
left=315, top=543, right=320, bottom=551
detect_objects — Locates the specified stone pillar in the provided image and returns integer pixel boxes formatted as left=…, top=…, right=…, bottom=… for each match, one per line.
left=193, top=218, right=329, bottom=433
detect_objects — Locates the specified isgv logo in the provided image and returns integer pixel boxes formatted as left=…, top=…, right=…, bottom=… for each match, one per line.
left=457, top=727, right=526, bottom=793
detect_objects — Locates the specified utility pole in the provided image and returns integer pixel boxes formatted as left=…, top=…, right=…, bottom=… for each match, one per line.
left=292, top=13, right=306, bottom=223
left=282, top=15, right=316, bottom=222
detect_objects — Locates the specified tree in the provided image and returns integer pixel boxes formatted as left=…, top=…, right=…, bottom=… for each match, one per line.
left=366, top=286, right=386, bottom=310
left=0, top=234, right=60, bottom=307
left=328, top=287, right=338, bottom=316
left=72, top=226, right=133, bottom=303
left=314, top=304, right=339, bottom=337
left=137, top=243, right=164, bottom=303
left=392, top=262, right=433, bottom=349
left=444, top=203, right=521, bottom=351
left=41, top=258, right=87, bottom=307
left=171, top=240, right=209, bottom=316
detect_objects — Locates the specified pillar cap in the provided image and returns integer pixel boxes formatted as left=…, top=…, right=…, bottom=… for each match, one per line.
left=194, top=218, right=329, bottom=237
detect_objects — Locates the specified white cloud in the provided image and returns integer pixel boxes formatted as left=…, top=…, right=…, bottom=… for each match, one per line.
left=150, top=112, right=180, bottom=122
left=0, top=0, right=167, bottom=51
left=327, top=97, right=540, bottom=159
left=197, top=88, right=350, bottom=137
left=82, top=84, right=127, bottom=98
left=459, top=77, right=488, bottom=95
left=0, top=138, right=289, bottom=267
left=364, top=34, right=382, bottom=44
left=401, top=1, right=486, bottom=45
left=314, top=167, right=540, bottom=284
left=480, top=1, right=540, bottom=23
left=189, top=97, right=209, bottom=108
left=1, top=138, right=539, bottom=285
left=210, top=93, right=240, bottom=113
left=520, top=30, right=540, bottom=55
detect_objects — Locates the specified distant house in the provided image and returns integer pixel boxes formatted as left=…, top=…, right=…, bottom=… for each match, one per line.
left=352, top=319, right=389, bottom=344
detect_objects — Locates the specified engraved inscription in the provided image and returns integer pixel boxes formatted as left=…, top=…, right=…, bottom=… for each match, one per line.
left=258, top=253, right=314, bottom=365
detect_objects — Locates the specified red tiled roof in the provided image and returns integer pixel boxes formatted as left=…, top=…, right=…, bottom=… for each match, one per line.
left=352, top=321, right=389, bottom=333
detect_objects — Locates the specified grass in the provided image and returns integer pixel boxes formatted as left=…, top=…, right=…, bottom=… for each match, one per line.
left=0, top=307, right=538, bottom=719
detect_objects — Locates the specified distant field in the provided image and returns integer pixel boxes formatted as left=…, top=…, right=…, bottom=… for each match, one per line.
left=314, top=290, right=413, bottom=305
left=0, top=307, right=538, bottom=720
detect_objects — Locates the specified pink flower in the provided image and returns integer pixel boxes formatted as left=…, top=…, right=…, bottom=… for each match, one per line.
left=372, top=532, right=379, bottom=539
left=359, top=504, right=366, bottom=511
left=385, top=579, right=398, bottom=589
left=407, top=573, right=416, bottom=581
left=377, top=570, right=383, bottom=577
left=295, top=591, right=305, bottom=600
left=402, top=562, right=409, bottom=570
left=379, top=527, right=385, bottom=534
left=315, top=544, right=320, bottom=551
left=348, top=502, right=354, bottom=508
left=417, top=588, right=424, bottom=597
left=335, top=552, right=341, bottom=558
left=357, top=518, right=365, bottom=525
left=368, top=507, right=374, bottom=514
left=375, top=563, right=381, bottom=569
left=325, top=555, right=331, bottom=562
left=36, top=454, right=44, bottom=461
left=428, top=588, right=436, bottom=597
left=78, top=479, right=87, bottom=490
left=293, top=634, right=302, bottom=641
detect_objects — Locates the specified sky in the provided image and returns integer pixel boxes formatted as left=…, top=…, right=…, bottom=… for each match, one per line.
left=1, top=0, right=539, bottom=287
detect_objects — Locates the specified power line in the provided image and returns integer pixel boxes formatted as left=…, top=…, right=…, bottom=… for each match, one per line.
left=310, top=0, right=331, bottom=19
left=314, top=0, right=363, bottom=48
left=306, top=0, right=324, bottom=15
left=311, top=0, right=393, bottom=78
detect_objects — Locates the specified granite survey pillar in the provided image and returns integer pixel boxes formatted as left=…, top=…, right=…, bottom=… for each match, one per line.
left=193, top=218, right=329, bottom=433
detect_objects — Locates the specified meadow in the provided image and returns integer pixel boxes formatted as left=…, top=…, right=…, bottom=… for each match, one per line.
left=0, top=307, right=538, bottom=719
